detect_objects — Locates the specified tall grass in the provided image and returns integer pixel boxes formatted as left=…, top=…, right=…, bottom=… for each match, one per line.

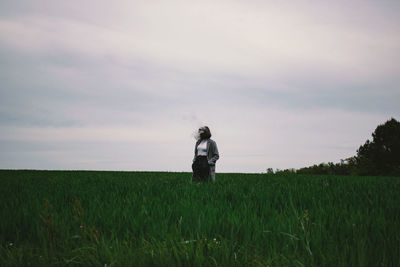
left=0, top=170, right=399, bottom=266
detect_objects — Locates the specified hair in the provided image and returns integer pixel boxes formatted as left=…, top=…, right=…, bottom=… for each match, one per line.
left=199, top=126, right=212, bottom=140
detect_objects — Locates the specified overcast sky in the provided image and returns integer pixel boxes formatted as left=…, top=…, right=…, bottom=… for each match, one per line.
left=1, top=0, right=399, bottom=172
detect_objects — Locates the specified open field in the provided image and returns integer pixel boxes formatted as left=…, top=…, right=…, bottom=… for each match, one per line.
left=0, top=170, right=399, bottom=266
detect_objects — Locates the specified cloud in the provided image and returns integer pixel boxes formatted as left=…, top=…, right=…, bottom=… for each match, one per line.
left=0, top=0, right=399, bottom=171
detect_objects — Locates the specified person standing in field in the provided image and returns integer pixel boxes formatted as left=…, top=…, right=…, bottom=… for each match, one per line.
left=192, top=126, right=219, bottom=182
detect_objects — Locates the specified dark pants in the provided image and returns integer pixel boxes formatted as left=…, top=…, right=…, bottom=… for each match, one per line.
left=192, top=156, right=210, bottom=182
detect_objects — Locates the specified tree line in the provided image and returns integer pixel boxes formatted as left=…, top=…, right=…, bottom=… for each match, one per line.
left=270, top=118, right=400, bottom=176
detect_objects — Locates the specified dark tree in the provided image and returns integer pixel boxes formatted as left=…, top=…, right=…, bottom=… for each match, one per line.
left=356, top=118, right=400, bottom=176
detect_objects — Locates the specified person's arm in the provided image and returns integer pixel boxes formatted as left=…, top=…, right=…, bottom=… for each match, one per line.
left=208, top=141, right=219, bottom=165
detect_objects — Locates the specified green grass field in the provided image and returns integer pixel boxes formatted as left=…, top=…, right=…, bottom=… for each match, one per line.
left=0, top=170, right=399, bottom=266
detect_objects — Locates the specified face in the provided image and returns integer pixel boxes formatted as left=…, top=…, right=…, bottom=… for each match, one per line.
left=198, top=127, right=206, bottom=139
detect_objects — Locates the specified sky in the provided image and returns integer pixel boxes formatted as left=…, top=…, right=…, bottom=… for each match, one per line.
left=0, top=0, right=399, bottom=173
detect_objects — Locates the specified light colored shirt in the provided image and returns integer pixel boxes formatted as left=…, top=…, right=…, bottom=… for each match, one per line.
left=197, top=140, right=208, bottom=156
left=192, top=138, right=219, bottom=165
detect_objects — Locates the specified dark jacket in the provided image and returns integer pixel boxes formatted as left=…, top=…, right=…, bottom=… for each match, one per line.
left=193, top=138, right=219, bottom=165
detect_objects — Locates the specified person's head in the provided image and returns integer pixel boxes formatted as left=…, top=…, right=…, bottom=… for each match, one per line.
left=198, top=126, right=211, bottom=140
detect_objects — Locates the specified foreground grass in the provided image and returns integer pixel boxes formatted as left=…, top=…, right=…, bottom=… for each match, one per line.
left=0, top=170, right=399, bottom=266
